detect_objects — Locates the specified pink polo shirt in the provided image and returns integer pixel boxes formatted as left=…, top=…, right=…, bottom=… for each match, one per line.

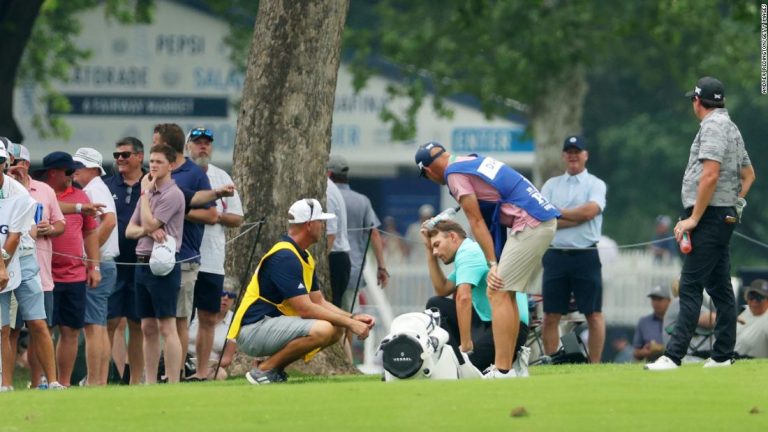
left=447, top=156, right=540, bottom=233
left=51, top=186, right=98, bottom=283
left=29, top=179, right=66, bottom=291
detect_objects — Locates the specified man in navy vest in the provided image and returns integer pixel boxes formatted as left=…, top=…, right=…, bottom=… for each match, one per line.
left=416, top=142, right=559, bottom=378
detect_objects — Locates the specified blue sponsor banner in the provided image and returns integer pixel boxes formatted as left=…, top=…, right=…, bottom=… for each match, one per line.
left=451, top=127, right=533, bottom=153
left=56, top=94, right=228, bottom=117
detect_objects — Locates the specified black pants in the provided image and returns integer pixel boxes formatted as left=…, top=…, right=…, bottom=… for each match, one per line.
left=426, top=296, right=528, bottom=371
left=329, top=251, right=351, bottom=308
left=665, top=206, right=738, bottom=363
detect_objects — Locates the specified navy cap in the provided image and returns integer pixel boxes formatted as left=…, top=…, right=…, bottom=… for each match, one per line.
left=563, top=136, right=586, bottom=151
left=685, top=76, right=725, bottom=102
left=414, top=141, right=446, bottom=177
left=34, top=151, right=84, bottom=176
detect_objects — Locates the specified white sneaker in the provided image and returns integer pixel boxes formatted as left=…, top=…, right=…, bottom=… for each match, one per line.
left=703, top=358, right=734, bottom=368
left=644, top=355, right=679, bottom=371
left=483, top=365, right=517, bottom=379
left=0, top=386, right=14, bottom=392
left=513, top=346, right=531, bottom=378
left=49, top=381, right=67, bottom=390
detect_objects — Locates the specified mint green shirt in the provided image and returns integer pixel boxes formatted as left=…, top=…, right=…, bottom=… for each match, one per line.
left=447, top=238, right=529, bottom=324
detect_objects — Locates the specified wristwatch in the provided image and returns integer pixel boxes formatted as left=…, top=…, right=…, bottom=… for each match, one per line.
left=1, top=248, right=10, bottom=261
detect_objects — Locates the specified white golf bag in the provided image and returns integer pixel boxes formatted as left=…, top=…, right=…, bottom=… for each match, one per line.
left=378, top=309, right=482, bottom=381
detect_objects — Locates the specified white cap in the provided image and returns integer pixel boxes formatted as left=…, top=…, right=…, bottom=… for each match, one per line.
left=73, top=147, right=106, bottom=175
left=8, top=143, right=31, bottom=161
left=0, top=137, right=9, bottom=159
left=418, top=204, right=435, bottom=218
left=149, top=236, right=177, bottom=276
left=288, top=198, right=336, bottom=223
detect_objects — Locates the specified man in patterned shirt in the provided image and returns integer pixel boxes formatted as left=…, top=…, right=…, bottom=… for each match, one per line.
left=646, top=76, right=756, bottom=371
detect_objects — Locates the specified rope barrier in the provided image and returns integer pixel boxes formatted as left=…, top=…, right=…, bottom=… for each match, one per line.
left=29, top=220, right=265, bottom=267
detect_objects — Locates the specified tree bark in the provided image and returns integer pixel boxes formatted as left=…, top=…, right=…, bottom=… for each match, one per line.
left=226, top=0, right=354, bottom=375
left=530, top=65, right=589, bottom=186
left=0, top=0, right=44, bottom=142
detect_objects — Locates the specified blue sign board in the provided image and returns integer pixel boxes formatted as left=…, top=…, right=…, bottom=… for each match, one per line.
left=451, top=127, right=533, bottom=153
left=57, top=94, right=228, bottom=117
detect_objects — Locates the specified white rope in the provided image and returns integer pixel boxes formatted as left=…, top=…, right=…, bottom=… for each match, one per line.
left=363, top=226, right=768, bottom=251
left=32, top=220, right=265, bottom=267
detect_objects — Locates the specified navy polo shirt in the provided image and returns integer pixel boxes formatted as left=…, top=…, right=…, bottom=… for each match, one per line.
left=171, top=158, right=213, bottom=263
left=240, top=235, right=319, bottom=326
left=104, top=172, right=145, bottom=271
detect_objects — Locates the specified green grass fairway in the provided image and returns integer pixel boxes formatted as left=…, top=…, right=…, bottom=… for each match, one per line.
left=2, top=360, right=767, bottom=431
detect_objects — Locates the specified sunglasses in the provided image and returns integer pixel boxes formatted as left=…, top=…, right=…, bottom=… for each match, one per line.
left=222, top=291, right=237, bottom=299
left=113, top=151, right=137, bottom=160
left=747, top=292, right=766, bottom=302
left=190, top=128, right=214, bottom=140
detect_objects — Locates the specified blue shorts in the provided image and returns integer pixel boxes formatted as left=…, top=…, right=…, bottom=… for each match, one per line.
left=135, top=264, right=181, bottom=319
left=0, top=254, right=47, bottom=326
left=53, top=281, right=87, bottom=329
left=194, top=271, right=224, bottom=313
left=108, top=263, right=140, bottom=322
left=85, top=260, right=117, bottom=326
left=542, top=248, right=603, bottom=315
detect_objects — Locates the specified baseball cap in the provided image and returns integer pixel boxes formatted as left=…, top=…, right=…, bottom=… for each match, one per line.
left=0, top=137, right=8, bottom=160
left=149, top=236, right=177, bottom=276
left=414, top=141, right=446, bottom=176
left=33, top=151, right=85, bottom=177
left=418, top=204, right=435, bottom=218
left=685, top=76, right=725, bottom=102
left=648, top=285, right=671, bottom=299
left=744, top=279, right=768, bottom=301
left=8, top=143, right=30, bottom=162
left=73, top=147, right=107, bottom=175
left=563, top=136, right=586, bottom=151
left=288, top=198, right=336, bottom=223
left=187, top=127, right=214, bottom=142
left=326, top=155, right=349, bottom=175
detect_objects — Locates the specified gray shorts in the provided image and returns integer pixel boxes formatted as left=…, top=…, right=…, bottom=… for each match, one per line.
left=237, top=315, right=316, bottom=357
left=84, top=260, right=117, bottom=326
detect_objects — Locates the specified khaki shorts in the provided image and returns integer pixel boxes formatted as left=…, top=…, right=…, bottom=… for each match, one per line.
left=176, top=263, right=200, bottom=318
left=498, top=218, right=557, bottom=292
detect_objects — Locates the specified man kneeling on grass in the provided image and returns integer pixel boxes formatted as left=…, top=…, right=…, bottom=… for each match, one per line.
left=227, top=199, right=375, bottom=384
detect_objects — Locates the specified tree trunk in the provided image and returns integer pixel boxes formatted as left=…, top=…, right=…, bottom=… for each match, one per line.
left=0, top=0, right=44, bottom=142
left=530, top=65, right=589, bottom=186
left=226, top=0, right=354, bottom=376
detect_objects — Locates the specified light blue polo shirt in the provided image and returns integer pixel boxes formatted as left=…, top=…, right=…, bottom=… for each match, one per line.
left=447, top=238, right=529, bottom=324
left=541, top=169, right=606, bottom=248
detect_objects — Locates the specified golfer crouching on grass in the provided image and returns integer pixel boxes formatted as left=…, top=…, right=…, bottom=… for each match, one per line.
left=227, top=199, right=375, bottom=384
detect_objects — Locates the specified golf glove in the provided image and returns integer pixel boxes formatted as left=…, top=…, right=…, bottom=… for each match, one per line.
left=735, top=197, right=747, bottom=222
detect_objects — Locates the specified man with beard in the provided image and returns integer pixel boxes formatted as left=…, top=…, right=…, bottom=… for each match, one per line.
left=183, top=127, right=242, bottom=381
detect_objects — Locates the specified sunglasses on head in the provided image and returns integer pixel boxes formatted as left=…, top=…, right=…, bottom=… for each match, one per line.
left=113, top=151, right=136, bottom=160
left=747, top=291, right=766, bottom=302
left=222, top=291, right=237, bottom=299
left=190, top=128, right=214, bottom=140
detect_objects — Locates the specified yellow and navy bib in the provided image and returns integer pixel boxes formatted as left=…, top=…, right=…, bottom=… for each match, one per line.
left=227, top=240, right=315, bottom=340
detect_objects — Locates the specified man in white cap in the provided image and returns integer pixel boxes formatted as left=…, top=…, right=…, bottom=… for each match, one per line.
left=72, top=147, right=119, bottom=386
left=405, top=203, right=435, bottom=258
left=1, top=142, right=63, bottom=390
left=0, top=139, right=43, bottom=391
left=126, top=144, right=186, bottom=384
left=227, top=198, right=376, bottom=385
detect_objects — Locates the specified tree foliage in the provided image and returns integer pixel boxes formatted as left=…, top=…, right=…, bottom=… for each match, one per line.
left=8, top=0, right=152, bottom=140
